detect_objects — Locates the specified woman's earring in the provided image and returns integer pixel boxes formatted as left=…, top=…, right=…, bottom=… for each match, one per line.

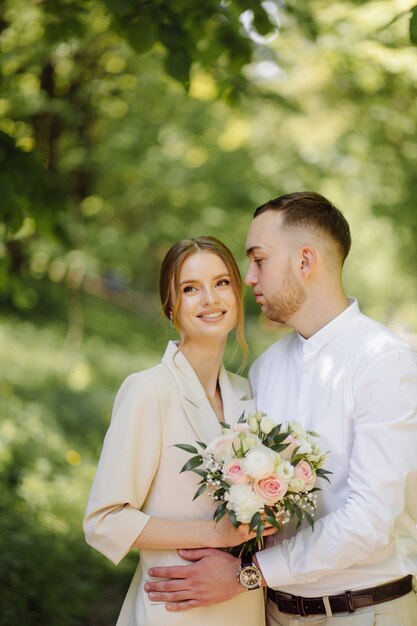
left=169, top=314, right=174, bottom=330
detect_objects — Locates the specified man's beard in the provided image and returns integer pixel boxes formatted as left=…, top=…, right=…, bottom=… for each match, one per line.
left=263, top=267, right=306, bottom=324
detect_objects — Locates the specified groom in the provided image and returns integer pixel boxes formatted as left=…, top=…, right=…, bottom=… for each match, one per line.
left=145, top=192, right=417, bottom=624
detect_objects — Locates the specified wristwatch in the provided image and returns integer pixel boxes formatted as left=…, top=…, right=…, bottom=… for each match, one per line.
left=237, top=554, right=263, bottom=590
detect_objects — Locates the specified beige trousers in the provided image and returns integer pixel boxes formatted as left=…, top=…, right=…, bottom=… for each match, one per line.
left=266, top=590, right=417, bottom=626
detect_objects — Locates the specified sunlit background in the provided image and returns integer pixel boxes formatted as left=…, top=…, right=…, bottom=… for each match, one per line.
left=1, top=0, right=417, bottom=623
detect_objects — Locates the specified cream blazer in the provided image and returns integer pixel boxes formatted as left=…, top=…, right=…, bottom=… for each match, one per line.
left=83, top=341, right=265, bottom=626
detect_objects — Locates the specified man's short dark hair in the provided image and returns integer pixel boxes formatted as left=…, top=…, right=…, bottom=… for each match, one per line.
left=254, top=191, right=351, bottom=262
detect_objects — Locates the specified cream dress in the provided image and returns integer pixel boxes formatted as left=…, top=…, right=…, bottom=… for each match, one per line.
left=84, top=341, right=265, bottom=626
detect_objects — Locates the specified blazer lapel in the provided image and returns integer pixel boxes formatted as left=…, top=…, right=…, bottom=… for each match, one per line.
left=218, top=365, right=255, bottom=427
left=161, top=342, right=222, bottom=443
left=161, top=342, right=256, bottom=443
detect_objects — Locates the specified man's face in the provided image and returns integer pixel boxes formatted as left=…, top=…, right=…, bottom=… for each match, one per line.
left=245, top=211, right=306, bottom=324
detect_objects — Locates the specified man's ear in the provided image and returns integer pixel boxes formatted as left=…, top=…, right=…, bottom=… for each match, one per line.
left=299, top=245, right=316, bottom=279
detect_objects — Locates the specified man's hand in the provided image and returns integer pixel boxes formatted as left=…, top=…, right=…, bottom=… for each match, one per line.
left=144, top=548, right=245, bottom=611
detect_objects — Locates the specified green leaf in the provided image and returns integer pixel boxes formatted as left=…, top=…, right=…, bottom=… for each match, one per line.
left=174, top=443, right=198, bottom=454
left=249, top=511, right=262, bottom=532
left=295, top=506, right=303, bottom=527
left=126, top=14, right=158, bottom=55
left=165, top=48, right=191, bottom=86
left=228, top=508, right=239, bottom=528
left=218, top=422, right=230, bottom=429
left=193, top=483, right=207, bottom=501
left=304, top=511, right=315, bottom=530
left=291, top=453, right=306, bottom=464
left=286, top=500, right=295, bottom=515
left=410, top=6, right=417, bottom=44
left=252, top=6, right=274, bottom=36
left=256, top=520, right=265, bottom=542
left=195, top=441, right=207, bottom=449
left=263, top=505, right=275, bottom=518
left=213, top=502, right=227, bottom=522
left=265, top=427, right=285, bottom=442
left=103, top=0, right=138, bottom=18
left=237, top=412, right=246, bottom=423
left=316, top=468, right=333, bottom=483
left=180, top=455, right=203, bottom=473
left=193, top=469, right=208, bottom=479
left=270, top=443, right=291, bottom=453
left=265, top=515, right=281, bottom=530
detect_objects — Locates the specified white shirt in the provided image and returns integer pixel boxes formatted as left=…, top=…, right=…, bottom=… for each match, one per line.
left=250, top=299, right=417, bottom=596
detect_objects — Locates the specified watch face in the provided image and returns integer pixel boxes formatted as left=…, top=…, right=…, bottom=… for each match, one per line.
left=240, top=565, right=261, bottom=590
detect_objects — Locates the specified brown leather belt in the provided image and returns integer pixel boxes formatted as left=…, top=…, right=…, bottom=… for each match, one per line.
left=267, top=575, right=413, bottom=617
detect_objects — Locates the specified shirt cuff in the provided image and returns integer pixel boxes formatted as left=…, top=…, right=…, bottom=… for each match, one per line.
left=256, top=542, right=294, bottom=589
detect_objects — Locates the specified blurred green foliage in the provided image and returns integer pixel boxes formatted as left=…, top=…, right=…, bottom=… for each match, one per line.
left=1, top=0, right=417, bottom=623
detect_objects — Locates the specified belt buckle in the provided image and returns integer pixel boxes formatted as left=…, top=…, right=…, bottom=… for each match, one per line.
left=345, top=590, right=356, bottom=613
left=296, top=595, right=308, bottom=617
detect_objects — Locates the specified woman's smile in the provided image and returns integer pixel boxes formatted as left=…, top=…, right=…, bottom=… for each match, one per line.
left=197, top=309, right=227, bottom=321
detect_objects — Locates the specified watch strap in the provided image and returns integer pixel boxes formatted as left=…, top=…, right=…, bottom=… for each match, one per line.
left=241, top=554, right=253, bottom=568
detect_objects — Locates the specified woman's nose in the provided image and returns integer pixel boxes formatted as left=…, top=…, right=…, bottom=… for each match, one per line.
left=201, top=286, right=218, bottom=305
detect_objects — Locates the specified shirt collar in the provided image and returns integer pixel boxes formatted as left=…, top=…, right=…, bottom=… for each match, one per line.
left=297, top=298, right=360, bottom=355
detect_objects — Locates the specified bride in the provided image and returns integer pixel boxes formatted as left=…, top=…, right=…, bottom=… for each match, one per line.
left=83, top=236, right=272, bottom=626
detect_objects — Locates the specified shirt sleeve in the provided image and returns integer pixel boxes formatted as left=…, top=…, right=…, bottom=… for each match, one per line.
left=256, top=348, right=417, bottom=588
left=83, top=373, right=162, bottom=565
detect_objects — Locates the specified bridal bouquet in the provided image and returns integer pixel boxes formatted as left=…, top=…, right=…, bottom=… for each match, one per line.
left=175, top=412, right=331, bottom=556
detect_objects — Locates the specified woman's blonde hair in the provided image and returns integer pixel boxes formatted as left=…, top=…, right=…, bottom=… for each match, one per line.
left=159, top=236, right=247, bottom=366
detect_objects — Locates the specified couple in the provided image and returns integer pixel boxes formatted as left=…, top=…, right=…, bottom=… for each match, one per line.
left=84, top=192, right=417, bottom=626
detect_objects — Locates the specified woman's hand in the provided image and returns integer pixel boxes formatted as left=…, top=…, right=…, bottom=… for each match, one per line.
left=211, top=514, right=277, bottom=548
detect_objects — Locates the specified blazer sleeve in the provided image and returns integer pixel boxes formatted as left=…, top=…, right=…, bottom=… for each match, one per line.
left=83, top=372, right=163, bottom=565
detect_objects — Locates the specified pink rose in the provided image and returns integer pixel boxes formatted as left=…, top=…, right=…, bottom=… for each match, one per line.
left=223, top=459, right=249, bottom=485
left=254, top=475, right=288, bottom=505
left=294, top=460, right=316, bottom=491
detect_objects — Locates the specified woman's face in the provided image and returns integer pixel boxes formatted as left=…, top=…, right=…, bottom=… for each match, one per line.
left=174, top=251, right=238, bottom=344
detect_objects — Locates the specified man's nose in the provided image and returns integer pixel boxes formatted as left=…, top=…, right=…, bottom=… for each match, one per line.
left=245, top=266, right=257, bottom=286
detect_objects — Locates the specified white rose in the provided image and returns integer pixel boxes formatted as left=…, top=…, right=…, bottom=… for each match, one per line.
left=225, top=483, right=264, bottom=523
left=260, top=415, right=275, bottom=435
left=247, top=415, right=259, bottom=433
left=289, top=422, right=307, bottom=438
left=289, top=478, right=305, bottom=493
left=233, top=431, right=262, bottom=456
left=316, top=452, right=328, bottom=469
left=296, top=439, right=312, bottom=455
left=276, top=459, right=295, bottom=482
left=242, top=445, right=277, bottom=480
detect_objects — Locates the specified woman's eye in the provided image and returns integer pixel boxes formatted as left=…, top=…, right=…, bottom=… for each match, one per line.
left=183, top=285, right=197, bottom=293
left=216, top=279, right=230, bottom=287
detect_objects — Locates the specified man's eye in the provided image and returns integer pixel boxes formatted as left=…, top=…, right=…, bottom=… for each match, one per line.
left=254, top=259, right=263, bottom=267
